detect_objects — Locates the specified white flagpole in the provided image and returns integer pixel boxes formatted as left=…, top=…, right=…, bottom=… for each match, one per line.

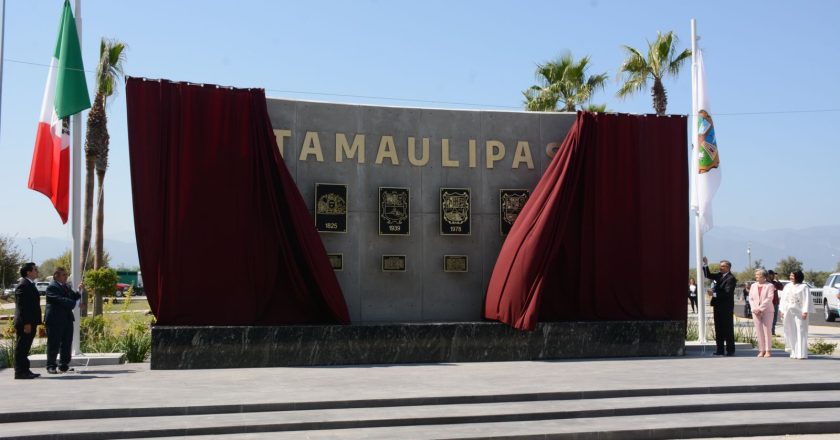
left=0, top=0, right=5, bottom=134
left=71, top=0, right=83, bottom=356
left=691, top=18, right=707, bottom=344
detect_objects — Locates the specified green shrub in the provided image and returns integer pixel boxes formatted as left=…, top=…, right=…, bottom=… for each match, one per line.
left=685, top=313, right=717, bottom=342
left=121, top=319, right=151, bottom=362
left=80, top=314, right=120, bottom=353
left=84, top=267, right=120, bottom=297
left=2, top=317, right=15, bottom=339
left=735, top=322, right=757, bottom=347
left=79, top=312, right=152, bottom=361
left=121, top=286, right=134, bottom=312
left=685, top=318, right=698, bottom=340
left=809, top=339, right=837, bottom=355
left=0, top=339, right=13, bottom=369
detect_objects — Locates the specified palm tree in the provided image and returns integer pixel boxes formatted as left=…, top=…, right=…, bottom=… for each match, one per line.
left=523, top=52, right=608, bottom=112
left=616, top=31, right=691, bottom=115
left=583, top=103, right=608, bottom=113
left=84, top=38, right=126, bottom=315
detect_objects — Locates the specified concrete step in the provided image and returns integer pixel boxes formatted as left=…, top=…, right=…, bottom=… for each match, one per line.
left=683, top=341, right=753, bottom=354
left=3, top=381, right=840, bottom=423
left=2, top=390, right=839, bottom=439
left=124, top=409, right=840, bottom=440
left=27, top=352, right=126, bottom=368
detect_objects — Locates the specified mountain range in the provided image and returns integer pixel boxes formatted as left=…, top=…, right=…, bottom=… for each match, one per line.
left=12, top=235, right=140, bottom=269
left=690, top=224, right=840, bottom=272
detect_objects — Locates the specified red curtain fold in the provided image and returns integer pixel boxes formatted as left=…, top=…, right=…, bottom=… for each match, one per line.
left=484, top=112, right=688, bottom=330
left=125, top=78, right=350, bottom=325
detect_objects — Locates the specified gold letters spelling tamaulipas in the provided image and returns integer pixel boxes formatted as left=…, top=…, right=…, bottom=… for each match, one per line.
left=273, top=129, right=538, bottom=169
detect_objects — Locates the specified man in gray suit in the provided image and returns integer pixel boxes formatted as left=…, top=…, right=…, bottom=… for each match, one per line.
left=45, top=267, right=82, bottom=374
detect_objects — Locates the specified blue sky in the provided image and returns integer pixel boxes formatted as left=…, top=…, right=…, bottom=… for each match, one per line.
left=1, top=1, right=839, bottom=261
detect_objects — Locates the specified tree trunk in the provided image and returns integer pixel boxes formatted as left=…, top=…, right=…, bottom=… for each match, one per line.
left=84, top=93, right=106, bottom=316
left=80, top=156, right=95, bottom=317
left=93, top=170, right=106, bottom=316
left=652, top=78, right=667, bottom=116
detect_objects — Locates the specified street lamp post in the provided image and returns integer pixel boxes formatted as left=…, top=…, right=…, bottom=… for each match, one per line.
left=747, top=241, right=752, bottom=269
left=27, top=237, right=35, bottom=262
left=747, top=242, right=752, bottom=270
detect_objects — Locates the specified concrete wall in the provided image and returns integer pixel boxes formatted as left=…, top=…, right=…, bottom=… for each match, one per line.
left=266, top=99, right=575, bottom=322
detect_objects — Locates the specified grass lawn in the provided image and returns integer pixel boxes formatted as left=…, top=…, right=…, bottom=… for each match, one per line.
left=0, top=297, right=150, bottom=318
left=104, top=297, right=152, bottom=312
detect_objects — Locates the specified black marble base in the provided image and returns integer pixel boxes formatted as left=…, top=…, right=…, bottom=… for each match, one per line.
left=151, top=321, right=685, bottom=369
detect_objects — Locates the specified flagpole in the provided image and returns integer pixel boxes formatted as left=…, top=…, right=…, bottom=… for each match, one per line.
left=690, top=18, right=707, bottom=344
left=71, top=0, right=83, bottom=356
left=0, top=0, right=6, bottom=134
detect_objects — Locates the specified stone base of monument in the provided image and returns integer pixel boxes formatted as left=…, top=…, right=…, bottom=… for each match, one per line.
left=151, top=321, right=684, bottom=369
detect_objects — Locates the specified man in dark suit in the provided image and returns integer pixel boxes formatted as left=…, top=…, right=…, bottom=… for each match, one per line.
left=702, top=256, right=737, bottom=356
left=45, top=267, right=82, bottom=374
left=14, top=262, right=42, bottom=379
left=767, top=270, right=783, bottom=335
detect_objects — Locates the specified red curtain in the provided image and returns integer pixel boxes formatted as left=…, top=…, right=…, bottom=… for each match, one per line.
left=485, top=112, right=688, bottom=330
left=125, top=78, right=350, bottom=325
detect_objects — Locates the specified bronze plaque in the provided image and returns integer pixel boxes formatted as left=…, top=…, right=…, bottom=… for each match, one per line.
left=382, top=255, right=406, bottom=272
left=440, top=188, right=470, bottom=235
left=379, top=187, right=410, bottom=235
left=499, top=189, right=530, bottom=235
left=443, top=255, right=468, bottom=273
left=327, top=253, right=343, bottom=271
left=315, top=183, right=347, bottom=233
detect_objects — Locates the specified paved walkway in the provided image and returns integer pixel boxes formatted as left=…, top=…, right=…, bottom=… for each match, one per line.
left=3, top=336, right=840, bottom=439
left=3, top=349, right=840, bottom=414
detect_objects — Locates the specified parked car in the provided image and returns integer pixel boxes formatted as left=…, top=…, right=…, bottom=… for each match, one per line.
left=820, top=273, right=840, bottom=322
left=1, top=287, right=15, bottom=300
left=35, top=281, right=50, bottom=295
left=115, top=283, right=131, bottom=297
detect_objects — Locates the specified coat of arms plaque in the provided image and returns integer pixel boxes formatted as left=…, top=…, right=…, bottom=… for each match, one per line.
left=379, top=187, right=409, bottom=235
left=499, top=189, right=530, bottom=235
left=315, top=183, right=348, bottom=233
left=440, top=188, right=470, bottom=235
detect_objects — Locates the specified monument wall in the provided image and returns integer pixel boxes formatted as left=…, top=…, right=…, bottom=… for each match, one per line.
left=265, top=99, right=575, bottom=322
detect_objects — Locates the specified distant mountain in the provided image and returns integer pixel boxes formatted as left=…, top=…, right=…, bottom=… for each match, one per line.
left=11, top=236, right=139, bottom=268
left=690, top=224, right=840, bottom=272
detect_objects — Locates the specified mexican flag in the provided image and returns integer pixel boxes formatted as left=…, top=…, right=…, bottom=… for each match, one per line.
left=28, top=0, right=90, bottom=224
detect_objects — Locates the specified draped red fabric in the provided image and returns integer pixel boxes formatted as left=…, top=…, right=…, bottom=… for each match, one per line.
left=125, top=78, right=350, bottom=325
left=484, top=112, right=688, bottom=330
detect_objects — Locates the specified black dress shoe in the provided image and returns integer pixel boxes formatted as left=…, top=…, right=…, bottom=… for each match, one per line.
left=59, top=364, right=70, bottom=373
left=14, top=373, right=37, bottom=379
left=27, top=371, right=41, bottom=378
left=713, top=352, right=725, bottom=356
left=46, top=367, right=58, bottom=374
left=725, top=352, right=736, bottom=357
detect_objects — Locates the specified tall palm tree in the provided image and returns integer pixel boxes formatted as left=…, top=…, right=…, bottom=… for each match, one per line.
left=616, top=31, right=691, bottom=115
left=523, top=52, right=608, bottom=112
left=583, top=103, right=608, bottom=113
left=85, top=38, right=126, bottom=316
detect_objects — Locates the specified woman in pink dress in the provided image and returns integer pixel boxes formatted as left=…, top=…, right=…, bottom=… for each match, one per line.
left=749, top=268, right=776, bottom=357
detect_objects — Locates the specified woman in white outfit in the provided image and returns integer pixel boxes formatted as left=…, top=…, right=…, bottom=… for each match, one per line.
left=779, top=270, right=810, bottom=359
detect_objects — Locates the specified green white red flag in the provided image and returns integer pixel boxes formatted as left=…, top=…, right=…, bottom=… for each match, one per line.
left=28, top=0, right=90, bottom=223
